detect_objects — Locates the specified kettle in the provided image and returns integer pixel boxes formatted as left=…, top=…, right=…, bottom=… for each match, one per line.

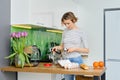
left=30, top=45, right=41, bottom=62
left=24, top=45, right=41, bottom=66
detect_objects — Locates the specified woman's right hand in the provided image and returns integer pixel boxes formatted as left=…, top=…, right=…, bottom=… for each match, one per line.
left=52, top=44, right=63, bottom=52
left=52, top=46, right=59, bottom=52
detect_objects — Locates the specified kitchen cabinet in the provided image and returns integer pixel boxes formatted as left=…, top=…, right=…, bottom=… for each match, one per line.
left=18, top=72, right=55, bottom=80
left=30, top=12, right=54, bottom=27
left=11, top=0, right=29, bottom=24
left=11, top=0, right=79, bottom=29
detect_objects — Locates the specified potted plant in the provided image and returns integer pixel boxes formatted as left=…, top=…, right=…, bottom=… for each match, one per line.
left=5, top=31, right=30, bottom=68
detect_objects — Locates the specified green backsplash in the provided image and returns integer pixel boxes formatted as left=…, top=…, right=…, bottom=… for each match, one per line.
left=11, top=24, right=63, bottom=60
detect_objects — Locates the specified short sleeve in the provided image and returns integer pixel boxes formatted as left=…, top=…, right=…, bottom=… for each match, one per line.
left=61, top=30, right=65, bottom=44
left=81, top=31, right=88, bottom=48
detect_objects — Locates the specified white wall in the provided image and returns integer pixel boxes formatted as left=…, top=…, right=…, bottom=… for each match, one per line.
left=11, top=0, right=120, bottom=65
left=76, top=0, right=120, bottom=65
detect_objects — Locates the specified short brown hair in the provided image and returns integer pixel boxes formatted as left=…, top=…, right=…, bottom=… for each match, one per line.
left=61, top=12, right=78, bottom=23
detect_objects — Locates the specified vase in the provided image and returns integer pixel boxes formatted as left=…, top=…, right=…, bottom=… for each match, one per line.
left=14, top=54, right=23, bottom=68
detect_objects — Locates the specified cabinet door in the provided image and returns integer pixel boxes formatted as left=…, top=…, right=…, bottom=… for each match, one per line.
left=18, top=72, right=55, bottom=80
left=30, top=12, right=54, bottom=27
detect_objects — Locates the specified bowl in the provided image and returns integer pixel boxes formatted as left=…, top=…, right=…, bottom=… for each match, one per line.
left=44, top=63, right=52, bottom=67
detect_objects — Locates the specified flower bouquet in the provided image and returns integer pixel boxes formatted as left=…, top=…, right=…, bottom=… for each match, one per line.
left=5, top=31, right=30, bottom=68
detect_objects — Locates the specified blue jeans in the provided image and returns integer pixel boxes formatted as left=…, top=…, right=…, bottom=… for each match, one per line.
left=64, top=56, right=83, bottom=80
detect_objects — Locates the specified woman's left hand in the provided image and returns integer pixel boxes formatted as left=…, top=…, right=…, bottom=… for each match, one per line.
left=67, top=48, right=76, bottom=53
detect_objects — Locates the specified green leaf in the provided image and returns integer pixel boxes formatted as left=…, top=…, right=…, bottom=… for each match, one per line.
left=5, top=53, right=17, bottom=59
left=24, top=52, right=31, bottom=57
left=10, top=57, right=15, bottom=65
left=24, top=53, right=30, bottom=64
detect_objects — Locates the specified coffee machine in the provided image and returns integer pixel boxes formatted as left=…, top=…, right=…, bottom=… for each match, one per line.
left=48, top=42, right=62, bottom=64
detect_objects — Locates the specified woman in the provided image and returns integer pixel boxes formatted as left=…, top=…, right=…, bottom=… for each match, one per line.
left=52, top=11, right=89, bottom=80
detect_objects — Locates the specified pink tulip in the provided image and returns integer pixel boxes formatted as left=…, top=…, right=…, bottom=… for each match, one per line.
left=24, top=32, right=28, bottom=37
left=11, top=32, right=16, bottom=38
left=21, top=32, right=28, bottom=37
left=15, top=32, right=21, bottom=38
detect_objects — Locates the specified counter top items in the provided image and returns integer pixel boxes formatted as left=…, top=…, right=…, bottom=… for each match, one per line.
left=58, top=60, right=71, bottom=67
left=93, top=61, right=104, bottom=69
left=24, top=45, right=41, bottom=61
left=43, top=63, right=52, bottom=67
left=80, top=63, right=89, bottom=70
left=64, top=63, right=79, bottom=69
left=48, top=47, right=62, bottom=64
left=24, top=45, right=41, bottom=67
left=5, top=32, right=30, bottom=68
left=58, top=60, right=79, bottom=69
left=58, top=60, right=89, bottom=69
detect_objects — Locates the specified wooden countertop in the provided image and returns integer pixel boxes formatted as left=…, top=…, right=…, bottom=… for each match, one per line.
left=0, top=63, right=105, bottom=76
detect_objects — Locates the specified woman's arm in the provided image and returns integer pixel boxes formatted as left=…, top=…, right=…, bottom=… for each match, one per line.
left=67, top=47, right=89, bottom=53
left=74, top=47, right=89, bottom=53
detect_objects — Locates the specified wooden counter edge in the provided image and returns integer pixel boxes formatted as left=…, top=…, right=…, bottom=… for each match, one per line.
left=0, top=66, right=106, bottom=77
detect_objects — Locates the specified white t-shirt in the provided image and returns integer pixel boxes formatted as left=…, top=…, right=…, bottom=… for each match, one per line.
left=61, top=28, right=88, bottom=58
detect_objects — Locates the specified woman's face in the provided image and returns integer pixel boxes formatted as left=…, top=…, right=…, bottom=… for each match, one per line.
left=63, top=19, right=75, bottom=29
